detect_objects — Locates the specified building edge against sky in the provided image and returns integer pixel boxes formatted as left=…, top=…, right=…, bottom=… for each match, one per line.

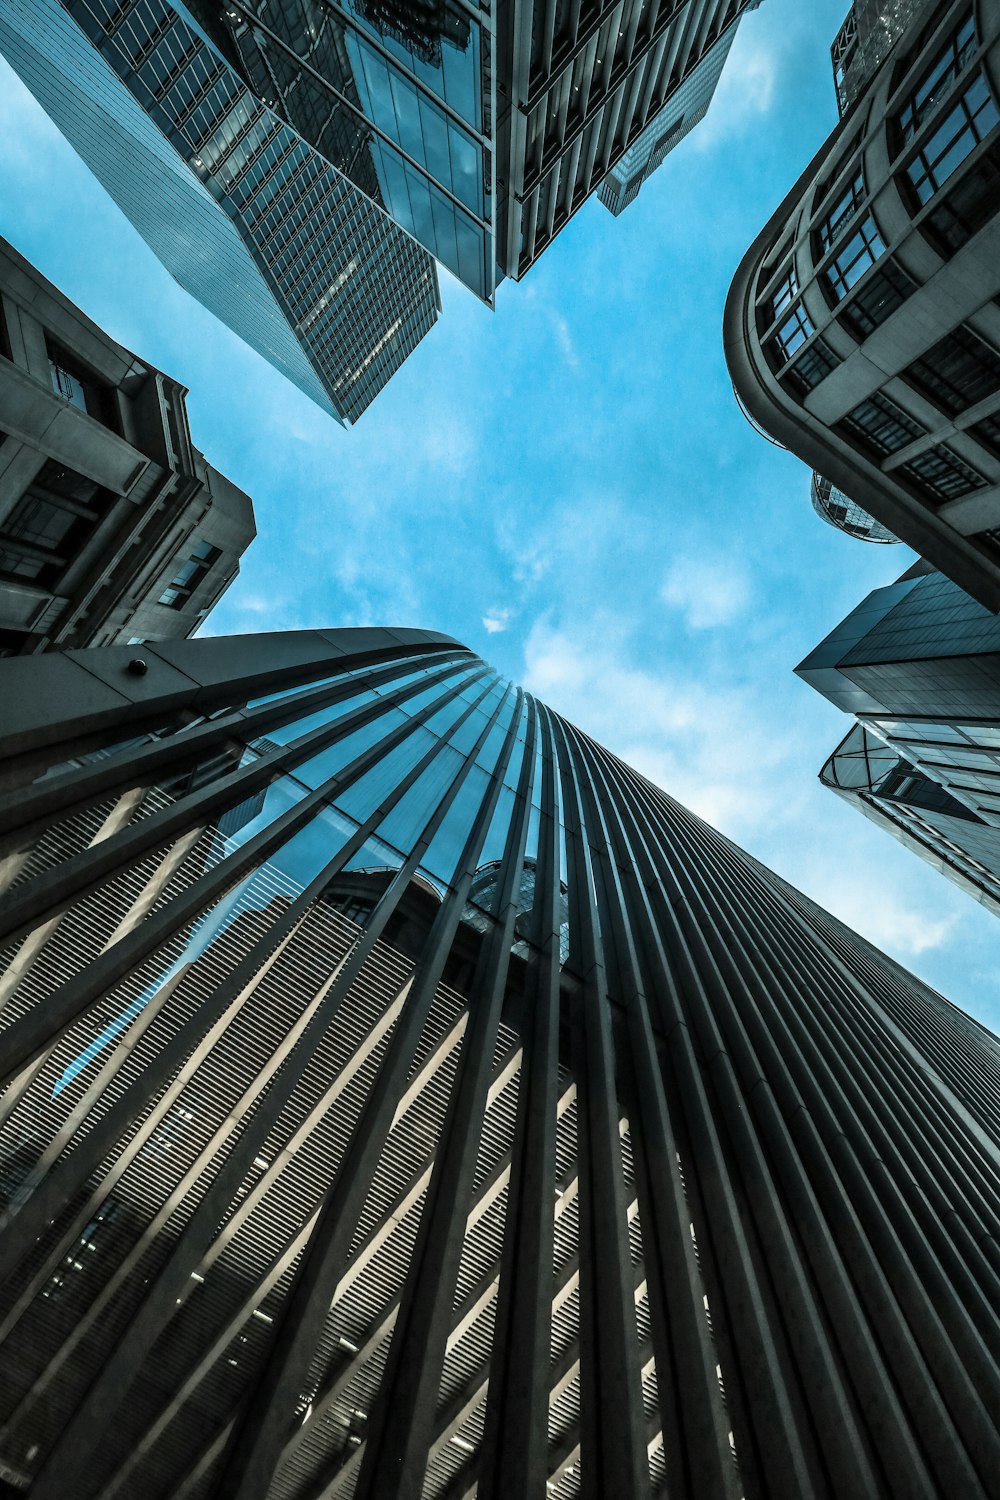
left=724, top=0, right=1000, bottom=610
left=0, top=0, right=441, bottom=426
left=0, top=233, right=254, bottom=654
left=798, top=563, right=1000, bottom=920
left=0, top=626, right=997, bottom=1499
left=597, top=10, right=750, bottom=218
left=188, top=0, right=765, bottom=296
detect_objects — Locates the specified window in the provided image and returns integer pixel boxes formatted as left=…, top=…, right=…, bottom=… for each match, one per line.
left=762, top=262, right=798, bottom=325
left=45, top=340, right=118, bottom=428
left=782, top=337, right=837, bottom=399
left=835, top=391, right=927, bottom=456
left=766, top=301, right=814, bottom=365
left=969, top=411, right=1000, bottom=458
left=823, top=214, right=885, bottom=300
left=903, top=326, right=1000, bottom=415
left=158, top=539, right=223, bottom=609
left=897, top=444, right=986, bottom=501
left=0, top=460, right=107, bottom=586
left=815, top=169, right=866, bottom=254
left=838, top=261, right=917, bottom=339
left=904, top=72, right=999, bottom=205
left=48, top=356, right=88, bottom=412
left=897, top=15, right=977, bottom=142
left=922, top=140, right=1000, bottom=253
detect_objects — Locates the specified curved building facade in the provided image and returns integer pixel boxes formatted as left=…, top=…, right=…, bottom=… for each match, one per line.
left=810, top=471, right=899, bottom=541
left=726, top=0, right=1000, bottom=609
left=0, top=627, right=999, bottom=1500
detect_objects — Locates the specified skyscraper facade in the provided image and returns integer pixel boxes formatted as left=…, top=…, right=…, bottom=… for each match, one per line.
left=0, top=234, right=255, bottom=654
left=0, top=0, right=441, bottom=425
left=831, top=0, right=923, bottom=115
left=195, top=0, right=764, bottom=299
left=798, top=564, right=1000, bottom=911
left=597, top=16, right=745, bottom=218
left=0, top=625, right=999, bottom=1500
left=725, top=0, right=1000, bottom=610
left=818, top=722, right=1000, bottom=917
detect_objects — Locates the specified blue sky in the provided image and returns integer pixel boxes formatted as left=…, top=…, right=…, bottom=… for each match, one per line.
left=2, top=0, right=998, bottom=1028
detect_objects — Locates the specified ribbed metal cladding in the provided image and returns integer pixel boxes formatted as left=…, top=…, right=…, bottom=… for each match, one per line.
left=0, top=626, right=998, bottom=1500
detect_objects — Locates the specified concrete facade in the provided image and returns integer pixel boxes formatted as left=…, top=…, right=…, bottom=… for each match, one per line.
left=726, top=0, right=1000, bottom=610
left=0, top=235, right=255, bottom=653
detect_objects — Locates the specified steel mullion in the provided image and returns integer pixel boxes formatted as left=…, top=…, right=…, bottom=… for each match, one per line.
left=567, top=726, right=741, bottom=1500
left=26, top=798, right=470, bottom=1500
left=592, top=757, right=817, bottom=1499
left=0, top=665, right=490, bottom=1090
left=674, top=812, right=1000, bottom=1461
left=98, top=1041, right=531, bottom=1500
left=0, top=648, right=468, bottom=852
left=617, top=767, right=989, bottom=1496
left=552, top=715, right=649, bottom=1500
left=353, top=694, right=536, bottom=1500
left=206, top=681, right=522, bottom=1500
left=477, top=700, right=562, bottom=1500
left=0, top=667, right=498, bottom=1283
left=602, top=768, right=887, bottom=1500
left=0, top=658, right=482, bottom=951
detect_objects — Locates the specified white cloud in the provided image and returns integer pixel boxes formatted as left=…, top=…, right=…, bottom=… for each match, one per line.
left=691, top=36, right=777, bottom=152
left=482, top=609, right=511, bottom=635
left=550, top=312, right=579, bottom=370
left=661, top=555, right=752, bottom=629
left=520, top=616, right=792, bottom=837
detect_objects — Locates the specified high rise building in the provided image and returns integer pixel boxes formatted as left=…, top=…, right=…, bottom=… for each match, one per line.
left=0, top=0, right=441, bottom=425
left=0, top=625, right=999, bottom=1500
left=831, top=0, right=922, bottom=115
left=725, top=0, right=1000, bottom=610
left=798, top=564, right=1000, bottom=914
left=597, top=15, right=746, bottom=218
left=818, top=722, right=1000, bottom=917
left=188, top=0, right=764, bottom=300
left=0, top=234, right=255, bottom=654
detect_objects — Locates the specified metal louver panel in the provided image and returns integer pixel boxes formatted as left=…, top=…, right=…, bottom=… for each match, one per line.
left=0, top=626, right=998, bottom=1500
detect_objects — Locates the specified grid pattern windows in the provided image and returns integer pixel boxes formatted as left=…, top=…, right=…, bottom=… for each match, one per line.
left=767, top=301, right=814, bottom=364
left=838, top=260, right=917, bottom=339
left=782, top=336, right=837, bottom=399
left=822, top=214, right=885, bottom=300
left=0, top=460, right=106, bottom=585
left=61, top=0, right=442, bottom=424
left=923, top=140, right=1000, bottom=254
left=897, top=15, right=976, bottom=142
left=158, top=539, right=222, bottom=609
left=904, top=72, right=1000, bottom=205
left=815, top=169, right=865, bottom=253
left=764, top=262, right=798, bottom=324
left=969, top=412, right=1000, bottom=458
left=897, top=444, right=986, bottom=501
left=835, top=392, right=927, bottom=456
left=903, top=326, right=1000, bottom=415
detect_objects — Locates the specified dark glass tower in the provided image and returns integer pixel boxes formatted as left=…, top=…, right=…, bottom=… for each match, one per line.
left=1, top=626, right=999, bottom=1500
left=191, top=0, right=764, bottom=299
left=818, top=722, right=1000, bottom=917
left=798, top=564, right=1000, bottom=917
left=725, top=0, right=1000, bottom=610
left=0, top=0, right=441, bottom=425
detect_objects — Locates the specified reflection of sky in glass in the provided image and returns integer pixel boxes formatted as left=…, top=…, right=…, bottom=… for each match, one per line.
left=52, top=800, right=362, bottom=1099
left=51, top=873, right=258, bottom=1098
left=52, top=658, right=584, bottom=1102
